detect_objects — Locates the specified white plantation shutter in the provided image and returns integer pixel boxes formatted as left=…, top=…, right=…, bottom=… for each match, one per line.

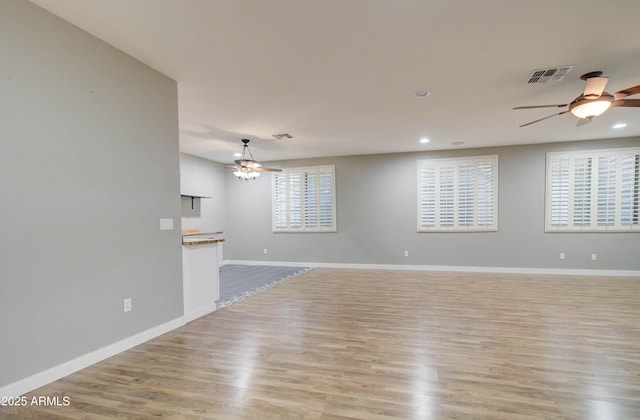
left=549, top=156, right=570, bottom=227
left=477, top=160, right=495, bottom=226
left=417, top=155, right=498, bottom=232
left=289, top=171, right=302, bottom=228
left=272, top=165, right=336, bottom=232
left=573, top=157, right=592, bottom=226
left=318, top=171, right=334, bottom=228
left=273, top=172, right=288, bottom=229
left=546, top=148, right=640, bottom=232
left=458, top=164, right=474, bottom=226
left=439, top=165, right=455, bottom=227
left=304, top=171, right=317, bottom=228
left=419, top=166, right=437, bottom=228
left=597, top=156, right=617, bottom=226
left=621, top=154, right=640, bottom=226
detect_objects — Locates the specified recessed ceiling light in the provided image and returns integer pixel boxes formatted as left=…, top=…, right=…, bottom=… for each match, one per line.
left=420, top=138, right=430, bottom=144
left=612, top=123, right=627, bottom=129
left=415, top=90, right=430, bottom=98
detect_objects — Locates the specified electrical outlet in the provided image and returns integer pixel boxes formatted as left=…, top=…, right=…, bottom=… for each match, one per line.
left=264, top=248, right=268, bottom=255
left=560, top=252, right=565, bottom=260
left=591, top=253, right=597, bottom=261
left=123, top=298, right=132, bottom=313
left=404, top=251, right=409, bottom=257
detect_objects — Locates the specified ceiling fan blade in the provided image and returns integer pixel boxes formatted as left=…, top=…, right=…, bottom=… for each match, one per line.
left=583, top=76, right=609, bottom=99
left=519, top=110, right=570, bottom=127
left=611, top=98, right=640, bottom=107
left=513, top=104, right=568, bottom=110
left=614, top=85, right=640, bottom=100
left=256, top=167, right=282, bottom=172
left=576, top=117, right=592, bottom=127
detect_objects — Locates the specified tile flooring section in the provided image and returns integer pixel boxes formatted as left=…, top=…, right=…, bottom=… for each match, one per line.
left=216, top=264, right=311, bottom=309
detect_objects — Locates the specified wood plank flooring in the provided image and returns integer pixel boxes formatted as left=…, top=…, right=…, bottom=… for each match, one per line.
left=3, top=268, right=640, bottom=419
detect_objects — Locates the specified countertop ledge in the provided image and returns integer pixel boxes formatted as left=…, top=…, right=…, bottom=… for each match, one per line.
left=182, top=238, right=225, bottom=246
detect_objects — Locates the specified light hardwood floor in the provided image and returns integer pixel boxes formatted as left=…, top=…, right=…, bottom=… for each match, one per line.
left=3, top=268, right=640, bottom=419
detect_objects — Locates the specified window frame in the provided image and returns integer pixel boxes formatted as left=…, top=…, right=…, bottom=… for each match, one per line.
left=545, top=147, right=640, bottom=232
left=417, top=155, right=499, bottom=232
left=272, top=165, right=337, bottom=233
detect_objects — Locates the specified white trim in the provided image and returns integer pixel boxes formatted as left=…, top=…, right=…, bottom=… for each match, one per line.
left=223, top=259, right=313, bottom=268
left=0, top=317, right=185, bottom=398
left=223, top=259, right=640, bottom=277
left=184, top=302, right=217, bottom=324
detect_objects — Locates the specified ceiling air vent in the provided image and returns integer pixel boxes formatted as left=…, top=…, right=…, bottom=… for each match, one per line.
left=272, top=133, right=294, bottom=140
left=526, top=65, right=574, bottom=84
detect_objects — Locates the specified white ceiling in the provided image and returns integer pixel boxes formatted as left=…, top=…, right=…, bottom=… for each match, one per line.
left=32, top=0, right=640, bottom=164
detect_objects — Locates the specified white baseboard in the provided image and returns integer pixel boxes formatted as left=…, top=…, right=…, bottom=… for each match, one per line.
left=223, top=259, right=640, bottom=277
left=0, top=317, right=186, bottom=398
left=223, top=259, right=312, bottom=268
left=183, top=303, right=217, bottom=324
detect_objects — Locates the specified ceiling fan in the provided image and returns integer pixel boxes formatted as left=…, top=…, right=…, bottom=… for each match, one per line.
left=231, top=139, right=282, bottom=181
left=514, top=71, right=640, bottom=127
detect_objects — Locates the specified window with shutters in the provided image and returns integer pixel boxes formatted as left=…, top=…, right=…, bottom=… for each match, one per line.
left=546, top=147, right=640, bottom=232
left=272, top=165, right=336, bottom=232
left=417, top=155, right=498, bottom=232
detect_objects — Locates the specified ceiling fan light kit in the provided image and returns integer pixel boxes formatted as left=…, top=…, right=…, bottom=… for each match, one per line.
left=233, top=167, right=261, bottom=180
left=232, top=139, right=282, bottom=181
left=569, top=94, right=613, bottom=119
left=514, top=71, right=640, bottom=127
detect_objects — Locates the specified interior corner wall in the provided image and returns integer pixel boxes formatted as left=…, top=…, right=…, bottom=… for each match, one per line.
left=223, top=137, right=640, bottom=271
left=0, top=1, right=183, bottom=388
left=179, top=153, right=227, bottom=233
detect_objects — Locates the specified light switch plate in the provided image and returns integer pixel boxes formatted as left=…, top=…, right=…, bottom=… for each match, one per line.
left=159, top=218, right=174, bottom=231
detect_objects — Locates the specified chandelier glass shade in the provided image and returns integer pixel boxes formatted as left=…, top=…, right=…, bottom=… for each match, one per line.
left=233, top=167, right=261, bottom=180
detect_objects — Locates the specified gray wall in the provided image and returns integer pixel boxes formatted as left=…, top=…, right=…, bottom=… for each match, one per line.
left=180, top=153, right=226, bottom=233
left=0, top=1, right=183, bottom=387
left=224, top=137, right=640, bottom=270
